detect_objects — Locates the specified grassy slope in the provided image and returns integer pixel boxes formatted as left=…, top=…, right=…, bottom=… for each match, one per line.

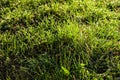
left=0, top=0, right=120, bottom=80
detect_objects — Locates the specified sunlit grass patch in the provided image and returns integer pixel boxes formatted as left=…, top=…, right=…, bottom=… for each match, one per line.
left=0, top=0, right=120, bottom=80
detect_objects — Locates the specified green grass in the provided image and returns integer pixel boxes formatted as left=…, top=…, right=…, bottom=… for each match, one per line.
left=0, top=0, right=120, bottom=80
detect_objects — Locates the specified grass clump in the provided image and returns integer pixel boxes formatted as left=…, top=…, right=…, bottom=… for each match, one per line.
left=0, top=0, right=120, bottom=80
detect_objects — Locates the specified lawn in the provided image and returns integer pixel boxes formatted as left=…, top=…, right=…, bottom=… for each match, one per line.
left=0, top=0, right=120, bottom=80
